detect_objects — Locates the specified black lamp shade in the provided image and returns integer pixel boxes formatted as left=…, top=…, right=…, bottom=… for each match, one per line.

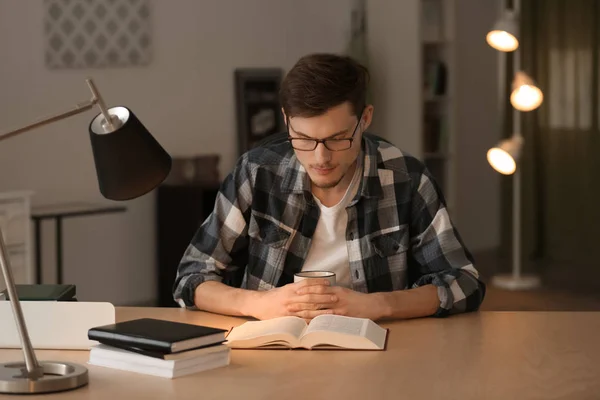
left=88, top=107, right=171, bottom=201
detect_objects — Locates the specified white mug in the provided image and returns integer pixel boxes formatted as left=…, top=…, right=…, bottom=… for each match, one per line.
left=294, top=271, right=336, bottom=285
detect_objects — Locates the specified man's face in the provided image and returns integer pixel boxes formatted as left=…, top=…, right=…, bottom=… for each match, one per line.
left=285, top=102, right=373, bottom=190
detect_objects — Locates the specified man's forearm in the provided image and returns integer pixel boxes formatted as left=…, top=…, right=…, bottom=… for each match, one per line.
left=375, top=284, right=439, bottom=320
left=194, top=281, right=261, bottom=317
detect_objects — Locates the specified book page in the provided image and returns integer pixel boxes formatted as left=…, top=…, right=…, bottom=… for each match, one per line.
left=300, top=315, right=387, bottom=350
left=304, top=315, right=367, bottom=337
left=226, top=316, right=307, bottom=343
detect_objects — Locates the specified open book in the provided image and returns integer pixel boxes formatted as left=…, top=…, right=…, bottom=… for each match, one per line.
left=225, top=314, right=388, bottom=350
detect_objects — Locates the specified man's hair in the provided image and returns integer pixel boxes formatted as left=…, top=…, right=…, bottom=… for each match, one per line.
left=279, top=53, right=369, bottom=118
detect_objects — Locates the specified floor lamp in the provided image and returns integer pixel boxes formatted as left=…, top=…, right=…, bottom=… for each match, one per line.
left=486, top=0, right=544, bottom=290
left=0, top=79, right=171, bottom=394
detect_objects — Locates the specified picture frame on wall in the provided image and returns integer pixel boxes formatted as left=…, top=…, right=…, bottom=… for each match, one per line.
left=234, top=68, right=285, bottom=156
left=44, top=0, right=152, bottom=69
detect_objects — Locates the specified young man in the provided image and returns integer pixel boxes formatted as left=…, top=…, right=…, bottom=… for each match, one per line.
left=173, top=53, right=485, bottom=321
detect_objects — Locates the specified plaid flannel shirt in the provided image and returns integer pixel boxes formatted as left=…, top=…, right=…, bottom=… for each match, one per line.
left=173, top=134, right=485, bottom=317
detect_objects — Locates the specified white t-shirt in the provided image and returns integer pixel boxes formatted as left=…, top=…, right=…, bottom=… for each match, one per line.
left=301, top=158, right=362, bottom=288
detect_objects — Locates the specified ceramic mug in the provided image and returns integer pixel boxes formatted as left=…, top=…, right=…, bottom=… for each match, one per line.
left=293, top=271, right=336, bottom=286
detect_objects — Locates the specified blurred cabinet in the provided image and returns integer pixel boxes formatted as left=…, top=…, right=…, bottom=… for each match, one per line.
left=156, top=184, right=219, bottom=307
left=421, top=0, right=455, bottom=209
left=368, top=0, right=499, bottom=249
left=0, top=191, right=33, bottom=292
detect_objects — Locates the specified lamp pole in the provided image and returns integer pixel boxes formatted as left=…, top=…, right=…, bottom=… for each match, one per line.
left=491, top=0, right=541, bottom=290
left=512, top=30, right=523, bottom=282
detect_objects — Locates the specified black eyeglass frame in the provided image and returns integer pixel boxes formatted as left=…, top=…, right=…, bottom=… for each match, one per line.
left=286, top=108, right=365, bottom=151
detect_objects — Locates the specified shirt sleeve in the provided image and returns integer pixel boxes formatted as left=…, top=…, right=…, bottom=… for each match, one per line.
left=408, top=169, right=486, bottom=317
left=172, top=157, right=255, bottom=308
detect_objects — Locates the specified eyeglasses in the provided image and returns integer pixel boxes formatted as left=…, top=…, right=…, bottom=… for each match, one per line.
left=287, top=109, right=364, bottom=152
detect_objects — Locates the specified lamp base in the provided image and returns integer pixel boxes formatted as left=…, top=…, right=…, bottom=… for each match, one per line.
left=491, top=274, right=541, bottom=290
left=0, top=361, right=88, bottom=394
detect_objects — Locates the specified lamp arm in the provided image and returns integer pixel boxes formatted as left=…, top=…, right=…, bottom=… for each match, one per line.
left=0, top=78, right=116, bottom=143
left=0, top=227, right=43, bottom=378
left=0, top=99, right=96, bottom=143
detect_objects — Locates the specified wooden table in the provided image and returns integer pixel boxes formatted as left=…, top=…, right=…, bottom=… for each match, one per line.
left=1, top=308, right=599, bottom=399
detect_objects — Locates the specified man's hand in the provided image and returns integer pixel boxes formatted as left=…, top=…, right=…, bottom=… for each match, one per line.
left=295, top=285, right=389, bottom=321
left=244, top=279, right=338, bottom=320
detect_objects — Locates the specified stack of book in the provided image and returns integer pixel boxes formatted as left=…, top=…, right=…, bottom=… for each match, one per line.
left=87, top=318, right=230, bottom=378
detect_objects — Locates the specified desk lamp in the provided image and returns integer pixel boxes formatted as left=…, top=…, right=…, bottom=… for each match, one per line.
left=0, top=78, right=171, bottom=394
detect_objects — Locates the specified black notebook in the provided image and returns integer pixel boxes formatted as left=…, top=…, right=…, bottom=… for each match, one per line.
left=94, top=339, right=228, bottom=360
left=0, top=284, right=76, bottom=301
left=88, top=318, right=227, bottom=353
